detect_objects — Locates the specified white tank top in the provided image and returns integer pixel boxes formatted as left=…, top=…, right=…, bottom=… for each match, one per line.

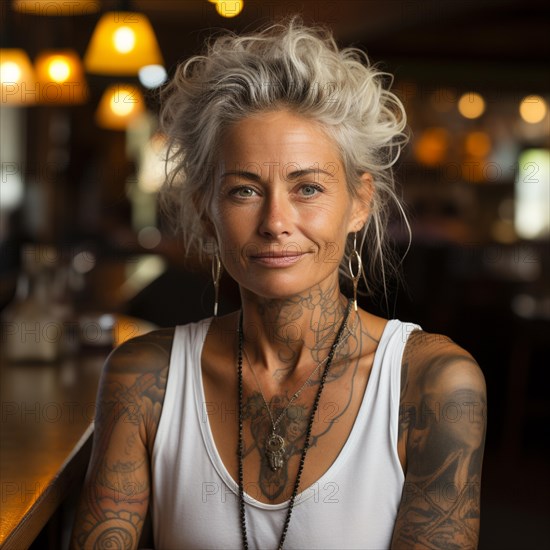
left=152, top=318, right=419, bottom=550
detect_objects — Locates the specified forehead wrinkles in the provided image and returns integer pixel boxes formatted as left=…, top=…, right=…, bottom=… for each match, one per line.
left=219, top=111, right=339, bottom=162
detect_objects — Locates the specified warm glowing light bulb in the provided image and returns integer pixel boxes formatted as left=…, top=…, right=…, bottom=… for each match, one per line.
left=215, top=0, right=244, bottom=18
left=110, top=91, right=135, bottom=116
left=464, top=131, right=492, bottom=157
left=113, top=26, right=136, bottom=54
left=48, top=58, right=71, bottom=82
left=0, top=61, right=22, bottom=83
left=413, top=127, right=450, bottom=166
left=458, top=92, right=486, bottom=119
left=519, top=95, right=547, bottom=124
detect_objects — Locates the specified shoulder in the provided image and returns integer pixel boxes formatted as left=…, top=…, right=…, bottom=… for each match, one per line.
left=396, top=328, right=486, bottom=462
left=105, top=327, right=175, bottom=375
left=98, top=328, right=176, bottom=451
left=402, top=329, right=485, bottom=394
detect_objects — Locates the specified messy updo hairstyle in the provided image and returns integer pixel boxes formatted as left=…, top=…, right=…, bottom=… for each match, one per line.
left=159, top=16, right=409, bottom=299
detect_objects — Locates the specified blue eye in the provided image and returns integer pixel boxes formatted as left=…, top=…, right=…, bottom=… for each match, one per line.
left=300, top=184, right=322, bottom=197
left=231, top=186, right=256, bottom=198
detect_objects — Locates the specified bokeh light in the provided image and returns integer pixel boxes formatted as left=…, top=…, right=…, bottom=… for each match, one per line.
left=458, top=92, right=486, bottom=119
left=519, top=95, right=547, bottom=124
left=113, top=26, right=136, bottom=54
left=413, top=127, right=450, bottom=166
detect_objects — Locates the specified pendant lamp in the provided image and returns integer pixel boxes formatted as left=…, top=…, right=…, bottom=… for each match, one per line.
left=84, top=11, right=163, bottom=75
left=12, top=0, right=100, bottom=15
left=34, top=49, right=88, bottom=104
left=95, top=84, right=145, bottom=130
left=0, top=48, right=36, bottom=105
left=213, top=0, right=244, bottom=18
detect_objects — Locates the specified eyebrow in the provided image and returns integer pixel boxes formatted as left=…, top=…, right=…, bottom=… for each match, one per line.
left=221, top=170, right=262, bottom=183
left=220, top=168, right=334, bottom=182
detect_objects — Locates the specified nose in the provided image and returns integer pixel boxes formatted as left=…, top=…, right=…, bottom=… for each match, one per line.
left=258, top=192, right=293, bottom=239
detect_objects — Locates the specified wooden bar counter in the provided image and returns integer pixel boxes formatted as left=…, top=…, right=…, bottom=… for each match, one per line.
left=0, top=317, right=155, bottom=549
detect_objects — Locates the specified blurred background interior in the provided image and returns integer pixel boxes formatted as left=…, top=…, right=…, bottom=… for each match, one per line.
left=0, top=1, right=548, bottom=549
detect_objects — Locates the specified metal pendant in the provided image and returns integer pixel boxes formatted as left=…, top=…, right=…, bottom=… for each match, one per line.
left=265, top=433, right=286, bottom=471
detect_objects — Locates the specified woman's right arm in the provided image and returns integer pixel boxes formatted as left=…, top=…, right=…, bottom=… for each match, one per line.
left=70, top=330, right=173, bottom=550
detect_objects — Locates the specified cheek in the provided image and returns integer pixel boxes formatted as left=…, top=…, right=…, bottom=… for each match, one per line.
left=212, top=213, right=251, bottom=268
left=302, top=199, right=347, bottom=226
left=212, top=202, right=245, bottom=240
left=302, top=208, right=349, bottom=257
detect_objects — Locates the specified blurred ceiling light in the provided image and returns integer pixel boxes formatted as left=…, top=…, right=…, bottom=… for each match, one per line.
left=519, top=95, right=547, bottom=124
left=0, top=48, right=36, bottom=105
left=458, top=92, right=486, bottom=119
left=138, top=64, right=167, bottom=89
left=113, top=26, right=136, bottom=53
left=214, top=0, right=244, bottom=18
left=413, top=127, right=450, bottom=167
left=35, top=49, right=88, bottom=104
left=12, top=0, right=100, bottom=15
left=48, top=59, right=70, bottom=81
left=95, top=84, right=145, bottom=130
left=84, top=12, right=163, bottom=75
left=464, top=131, right=492, bottom=157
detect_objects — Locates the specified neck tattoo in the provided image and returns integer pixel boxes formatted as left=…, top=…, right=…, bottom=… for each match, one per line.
left=243, top=323, right=353, bottom=472
left=236, top=299, right=353, bottom=550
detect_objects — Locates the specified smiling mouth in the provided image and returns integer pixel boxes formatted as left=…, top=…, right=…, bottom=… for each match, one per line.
left=249, top=253, right=305, bottom=266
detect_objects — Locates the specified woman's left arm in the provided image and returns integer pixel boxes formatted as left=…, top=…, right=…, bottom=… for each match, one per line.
left=391, top=333, right=487, bottom=549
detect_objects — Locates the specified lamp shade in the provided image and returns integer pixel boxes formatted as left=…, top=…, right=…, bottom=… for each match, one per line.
left=35, top=49, right=88, bottom=104
left=95, top=84, right=145, bottom=130
left=0, top=48, right=37, bottom=105
left=84, top=12, right=163, bottom=75
left=214, top=0, right=244, bottom=18
left=12, top=0, right=100, bottom=15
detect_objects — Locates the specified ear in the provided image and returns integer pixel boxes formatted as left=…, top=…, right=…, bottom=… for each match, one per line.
left=196, top=192, right=217, bottom=241
left=201, top=214, right=216, bottom=240
left=347, top=173, right=374, bottom=233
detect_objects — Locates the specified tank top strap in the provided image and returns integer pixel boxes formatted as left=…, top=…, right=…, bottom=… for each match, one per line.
left=382, top=319, right=422, bottom=449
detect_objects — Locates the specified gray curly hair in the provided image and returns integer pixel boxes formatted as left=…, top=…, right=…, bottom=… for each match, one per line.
left=159, top=17, right=409, bottom=297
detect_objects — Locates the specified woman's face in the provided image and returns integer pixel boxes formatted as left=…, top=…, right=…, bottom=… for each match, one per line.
left=211, top=110, right=369, bottom=300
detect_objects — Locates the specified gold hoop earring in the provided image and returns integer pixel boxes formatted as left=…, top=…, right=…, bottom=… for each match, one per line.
left=348, top=233, right=362, bottom=312
left=211, top=252, right=222, bottom=317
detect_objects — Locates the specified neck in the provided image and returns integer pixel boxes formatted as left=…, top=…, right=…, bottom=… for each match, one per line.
left=239, top=281, right=351, bottom=380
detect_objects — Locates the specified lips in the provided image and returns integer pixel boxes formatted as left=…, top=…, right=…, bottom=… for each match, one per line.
left=252, top=252, right=303, bottom=258
left=249, top=252, right=306, bottom=266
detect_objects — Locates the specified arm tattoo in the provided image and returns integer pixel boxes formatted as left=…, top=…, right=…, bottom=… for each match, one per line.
left=394, top=344, right=486, bottom=550
left=72, top=336, right=170, bottom=549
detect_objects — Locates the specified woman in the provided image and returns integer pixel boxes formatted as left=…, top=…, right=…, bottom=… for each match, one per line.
left=71, top=19, right=486, bottom=550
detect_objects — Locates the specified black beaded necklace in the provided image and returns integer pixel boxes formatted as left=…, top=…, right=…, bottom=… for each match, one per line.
left=236, top=299, right=353, bottom=550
